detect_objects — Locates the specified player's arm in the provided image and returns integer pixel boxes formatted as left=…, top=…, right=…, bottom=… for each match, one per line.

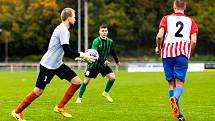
left=190, top=33, right=197, bottom=54
left=62, top=44, right=95, bottom=63
left=155, top=27, right=165, bottom=55
left=62, top=44, right=80, bottom=59
left=155, top=16, right=167, bottom=55
left=110, top=45, right=120, bottom=66
left=190, top=19, right=198, bottom=54
left=110, top=48, right=119, bottom=63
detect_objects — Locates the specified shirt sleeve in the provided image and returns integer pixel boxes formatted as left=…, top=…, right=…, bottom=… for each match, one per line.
left=159, top=16, right=167, bottom=32
left=62, top=44, right=80, bottom=59
left=91, top=38, right=99, bottom=50
left=190, top=18, right=199, bottom=35
left=60, top=29, right=70, bottom=45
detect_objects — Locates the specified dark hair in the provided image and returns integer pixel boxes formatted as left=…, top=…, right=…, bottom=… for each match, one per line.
left=99, top=24, right=108, bottom=29
left=174, top=0, right=186, bottom=9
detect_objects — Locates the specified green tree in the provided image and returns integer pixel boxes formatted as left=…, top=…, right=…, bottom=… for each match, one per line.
left=0, top=0, right=215, bottom=61
left=88, top=0, right=133, bottom=55
left=191, top=0, right=215, bottom=54
left=0, top=0, right=59, bottom=60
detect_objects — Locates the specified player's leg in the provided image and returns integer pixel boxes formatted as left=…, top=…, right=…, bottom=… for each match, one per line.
left=174, top=79, right=185, bottom=121
left=76, top=68, right=98, bottom=103
left=174, top=79, right=184, bottom=102
left=168, top=80, right=175, bottom=98
left=104, top=73, right=115, bottom=93
left=11, top=65, right=53, bottom=121
left=14, top=87, right=43, bottom=113
left=173, top=55, right=188, bottom=121
left=76, top=77, right=90, bottom=103
left=162, top=57, right=180, bottom=118
left=54, top=64, right=81, bottom=117
left=168, top=79, right=180, bottom=118
left=54, top=76, right=80, bottom=117
left=11, top=87, right=43, bottom=121
left=102, top=66, right=115, bottom=102
left=174, top=55, right=188, bottom=101
left=162, top=57, right=175, bottom=98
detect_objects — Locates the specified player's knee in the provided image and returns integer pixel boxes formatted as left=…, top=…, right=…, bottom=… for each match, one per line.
left=71, top=76, right=82, bottom=85
left=34, top=88, right=44, bottom=96
left=168, top=80, right=175, bottom=89
left=176, top=79, right=184, bottom=87
left=107, top=72, right=115, bottom=80
left=84, top=81, right=89, bottom=85
left=84, top=79, right=90, bottom=85
left=36, top=91, right=43, bottom=96
left=109, top=75, right=116, bottom=81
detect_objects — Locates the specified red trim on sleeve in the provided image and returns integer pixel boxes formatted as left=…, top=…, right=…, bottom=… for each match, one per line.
left=159, top=16, right=167, bottom=32
left=190, top=18, right=199, bottom=35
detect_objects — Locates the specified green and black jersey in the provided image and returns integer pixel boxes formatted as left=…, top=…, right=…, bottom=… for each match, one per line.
left=87, top=37, right=119, bottom=69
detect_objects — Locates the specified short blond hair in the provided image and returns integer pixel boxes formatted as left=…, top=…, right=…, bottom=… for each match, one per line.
left=174, top=0, right=186, bottom=10
left=61, top=8, right=75, bottom=21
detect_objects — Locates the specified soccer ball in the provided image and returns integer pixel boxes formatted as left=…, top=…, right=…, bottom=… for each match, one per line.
left=85, top=49, right=99, bottom=60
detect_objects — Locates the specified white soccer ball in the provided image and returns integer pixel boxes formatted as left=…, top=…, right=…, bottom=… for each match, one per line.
left=85, top=49, right=99, bottom=60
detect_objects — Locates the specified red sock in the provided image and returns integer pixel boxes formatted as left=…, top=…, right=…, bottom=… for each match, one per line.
left=15, top=91, right=39, bottom=113
left=57, top=84, right=80, bottom=108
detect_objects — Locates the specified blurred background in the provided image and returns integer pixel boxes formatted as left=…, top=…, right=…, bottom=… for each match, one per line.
left=0, top=0, right=215, bottom=64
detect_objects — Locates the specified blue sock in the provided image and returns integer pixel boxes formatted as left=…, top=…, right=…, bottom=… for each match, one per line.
left=174, top=86, right=183, bottom=100
left=169, top=90, right=174, bottom=98
left=177, top=101, right=183, bottom=115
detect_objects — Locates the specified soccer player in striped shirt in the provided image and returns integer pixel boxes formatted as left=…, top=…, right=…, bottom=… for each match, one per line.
left=11, top=8, right=95, bottom=121
left=76, top=25, right=120, bottom=103
left=155, top=0, right=198, bottom=121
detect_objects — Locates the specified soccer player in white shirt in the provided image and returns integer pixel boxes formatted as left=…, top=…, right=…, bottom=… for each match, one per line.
left=155, top=0, right=198, bottom=121
left=11, top=8, right=95, bottom=121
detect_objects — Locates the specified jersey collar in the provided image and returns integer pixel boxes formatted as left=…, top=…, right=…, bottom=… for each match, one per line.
left=173, top=12, right=185, bottom=16
left=99, top=37, right=107, bottom=41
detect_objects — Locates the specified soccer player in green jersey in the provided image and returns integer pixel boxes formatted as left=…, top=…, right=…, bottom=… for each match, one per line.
left=76, top=25, right=120, bottom=103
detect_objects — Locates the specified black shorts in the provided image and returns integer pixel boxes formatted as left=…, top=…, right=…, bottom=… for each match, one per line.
left=36, top=64, right=77, bottom=89
left=85, top=66, right=113, bottom=78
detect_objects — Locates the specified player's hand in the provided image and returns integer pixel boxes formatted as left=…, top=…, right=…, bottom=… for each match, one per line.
left=79, top=52, right=96, bottom=63
left=74, top=57, right=85, bottom=62
left=155, top=47, right=160, bottom=56
left=115, top=62, right=120, bottom=68
left=104, top=60, right=110, bottom=65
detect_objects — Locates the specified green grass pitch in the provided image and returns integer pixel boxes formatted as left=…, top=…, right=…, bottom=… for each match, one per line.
left=0, top=70, right=214, bottom=121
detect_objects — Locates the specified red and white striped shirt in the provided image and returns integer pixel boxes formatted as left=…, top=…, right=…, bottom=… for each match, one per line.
left=159, top=13, right=198, bottom=59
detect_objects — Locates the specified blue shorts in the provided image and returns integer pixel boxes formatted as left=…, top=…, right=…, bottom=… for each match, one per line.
left=162, top=55, right=188, bottom=82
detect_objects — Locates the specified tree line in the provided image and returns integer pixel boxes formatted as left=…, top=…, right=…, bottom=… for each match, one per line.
left=0, top=0, right=214, bottom=61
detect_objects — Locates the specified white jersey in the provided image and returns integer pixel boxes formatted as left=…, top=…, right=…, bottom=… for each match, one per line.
left=159, top=13, right=198, bottom=59
left=40, top=23, right=70, bottom=69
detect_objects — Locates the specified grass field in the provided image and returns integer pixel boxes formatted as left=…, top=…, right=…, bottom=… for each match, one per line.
left=0, top=70, right=214, bottom=121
